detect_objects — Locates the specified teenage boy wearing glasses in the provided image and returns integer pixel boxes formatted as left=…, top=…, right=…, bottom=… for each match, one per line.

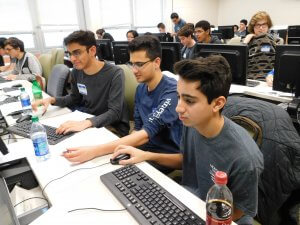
left=62, top=35, right=182, bottom=173
left=32, top=30, right=129, bottom=137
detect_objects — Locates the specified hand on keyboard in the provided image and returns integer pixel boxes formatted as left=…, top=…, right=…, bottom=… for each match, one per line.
left=56, top=120, right=93, bottom=135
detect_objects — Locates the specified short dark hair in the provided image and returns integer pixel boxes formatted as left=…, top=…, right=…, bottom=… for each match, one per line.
left=96, top=29, right=105, bottom=35
left=174, top=55, right=232, bottom=105
left=128, top=35, right=162, bottom=60
left=64, top=30, right=96, bottom=49
left=234, top=25, right=239, bottom=30
left=0, top=37, right=7, bottom=48
left=177, top=24, right=194, bottom=37
left=195, top=20, right=211, bottom=32
left=171, top=12, right=179, bottom=19
left=157, top=23, right=165, bottom=29
left=4, top=37, right=24, bottom=52
left=127, top=30, right=139, bottom=38
left=240, top=19, right=248, bottom=26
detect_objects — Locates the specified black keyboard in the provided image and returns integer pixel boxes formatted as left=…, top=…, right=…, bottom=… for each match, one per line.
left=7, top=120, right=74, bottom=145
left=0, top=97, right=19, bottom=106
left=246, top=80, right=260, bottom=87
left=101, top=165, right=205, bottom=225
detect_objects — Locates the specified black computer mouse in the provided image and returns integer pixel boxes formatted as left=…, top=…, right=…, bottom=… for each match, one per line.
left=16, top=115, right=32, bottom=123
left=11, top=84, right=23, bottom=88
left=110, top=154, right=130, bottom=165
left=7, top=110, right=23, bottom=117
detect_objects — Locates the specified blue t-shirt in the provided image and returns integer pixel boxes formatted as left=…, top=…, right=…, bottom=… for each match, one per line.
left=174, top=19, right=186, bottom=33
left=134, top=75, right=182, bottom=154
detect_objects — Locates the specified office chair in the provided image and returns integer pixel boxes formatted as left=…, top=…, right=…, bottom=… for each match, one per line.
left=46, top=64, right=70, bottom=97
left=223, top=96, right=300, bottom=225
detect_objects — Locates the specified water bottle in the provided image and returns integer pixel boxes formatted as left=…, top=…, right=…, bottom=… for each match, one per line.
left=20, top=87, right=32, bottom=115
left=32, top=79, right=43, bottom=101
left=30, top=116, right=51, bottom=162
left=206, top=171, right=233, bottom=225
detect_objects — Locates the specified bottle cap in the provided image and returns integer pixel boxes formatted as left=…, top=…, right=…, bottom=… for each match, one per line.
left=31, top=115, right=39, bottom=122
left=214, top=171, right=228, bottom=185
left=20, top=87, right=25, bottom=92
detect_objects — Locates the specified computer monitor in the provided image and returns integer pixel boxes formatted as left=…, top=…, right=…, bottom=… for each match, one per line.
left=96, top=39, right=114, bottom=61
left=287, top=26, right=300, bottom=44
left=216, top=26, right=235, bottom=39
left=0, top=177, right=20, bottom=225
left=195, top=43, right=248, bottom=85
left=112, top=41, right=129, bottom=65
left=273, top=45, right=300, bottom=97
left=0, top=137, right=8, bottom=155
left=160, top=42, right=181, bottom=72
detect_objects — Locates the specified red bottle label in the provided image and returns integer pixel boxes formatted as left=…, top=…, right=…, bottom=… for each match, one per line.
left=206, top=200, right=232, bottom=225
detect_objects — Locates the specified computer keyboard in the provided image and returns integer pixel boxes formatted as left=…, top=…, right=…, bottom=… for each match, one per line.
left=246, top=80, right=260, bottom=87
left=0, top=96, right=19, bottom=106
left=7, top=120, right=74, bottom=145
left=101, top=165, right=205, bottom=225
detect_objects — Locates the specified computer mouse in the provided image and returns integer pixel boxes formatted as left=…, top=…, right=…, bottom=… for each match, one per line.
left=11, top=84, right=22, bottom=88
left=7, top=110, right=24, bottom=116
left=16, top=115, right=32, bottom=123
left=110, top=154, right=130, bottom=165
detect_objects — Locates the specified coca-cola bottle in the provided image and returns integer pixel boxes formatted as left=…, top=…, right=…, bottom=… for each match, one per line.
left=206, top=171, right=233, bottom=225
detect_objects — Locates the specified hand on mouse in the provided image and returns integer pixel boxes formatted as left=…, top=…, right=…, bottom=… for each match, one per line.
left=112, top=145, right=149, bottom=165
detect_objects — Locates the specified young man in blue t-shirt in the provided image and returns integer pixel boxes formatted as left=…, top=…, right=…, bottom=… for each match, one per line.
left=63, top=35, right=182, bottom=169
left=112, top=55, right=263, bottom=225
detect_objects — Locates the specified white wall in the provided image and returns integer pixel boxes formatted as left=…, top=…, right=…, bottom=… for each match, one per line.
left=217, top=0, right=300, bottom=26
left=164, top=0, right=219, bottom=32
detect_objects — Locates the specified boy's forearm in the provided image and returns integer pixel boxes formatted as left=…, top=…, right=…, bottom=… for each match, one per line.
left=144, top=152, right=183, bottom=169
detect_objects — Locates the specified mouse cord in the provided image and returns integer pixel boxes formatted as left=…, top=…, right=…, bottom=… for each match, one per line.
left=68, top=207, right=127, bottom=213
left=41, top=162, right=111, bottom=199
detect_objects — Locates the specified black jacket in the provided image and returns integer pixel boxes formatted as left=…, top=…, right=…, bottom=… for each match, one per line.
left=223, top=96, right=300, bottom=225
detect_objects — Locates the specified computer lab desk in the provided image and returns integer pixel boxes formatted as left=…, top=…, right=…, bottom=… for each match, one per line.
left=3, top=110, right=234, bottom=225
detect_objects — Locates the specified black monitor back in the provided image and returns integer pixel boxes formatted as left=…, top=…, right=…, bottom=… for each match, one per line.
left=273, top=45, right=300, bottom=97
left=96, top=39, right=114, bottom=61
left=195, top=43, right=248, bottom=85
left=112, top=41, right=130, bottom=65
left=288, top=26, right=300, bottom=44
left=160, top=42, right=181, bottom=72
left=217, top=26, right=235, bottom=39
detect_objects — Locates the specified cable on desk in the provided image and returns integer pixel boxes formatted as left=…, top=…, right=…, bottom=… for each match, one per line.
left=68, top=207, right=127, bottom=213
left=41, top=162, right=110, bottom=197
left=14, top=197, right=49, bottom=208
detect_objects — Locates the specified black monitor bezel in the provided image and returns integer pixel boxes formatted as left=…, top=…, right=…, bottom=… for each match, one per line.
left=273, top=44, right=300, bottom=97
left=160, top=42, right=181, bottom=73
left=216, top=26, right=235, bottom=39
left=96, top=39, right=114, bottom=61
left=195, top=43, right=248, bottom=86
left=112, top=41, right=130, bottom=65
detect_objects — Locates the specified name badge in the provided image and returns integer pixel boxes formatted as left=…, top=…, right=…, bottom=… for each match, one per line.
left=183, top=53, right=187, bottom=59
left=261, top=44, right=271, bottom=52
left=77, top=83, right=87, bottom=95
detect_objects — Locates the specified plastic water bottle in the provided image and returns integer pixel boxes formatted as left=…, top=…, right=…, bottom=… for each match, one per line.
left=206, top=171, right=233, bottom=225
left=20, top=87, right=32, bottom=115
left=32, top=79, right=43, bottom=101
left=30, top=116, right=50, bottom=162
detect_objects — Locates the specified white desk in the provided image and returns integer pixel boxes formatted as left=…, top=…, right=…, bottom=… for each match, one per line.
left=1, top=110, right=222, bottom=225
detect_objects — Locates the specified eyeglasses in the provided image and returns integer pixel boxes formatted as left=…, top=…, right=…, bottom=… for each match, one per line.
left=65, top=48, right=88, bottom=58
left=126, top=60, right=153, bottom=70
left=254, top=23, right=268, bottom=29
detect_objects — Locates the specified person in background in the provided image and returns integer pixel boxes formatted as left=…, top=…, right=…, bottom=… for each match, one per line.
left=157, top=23, right=173, bottom=42
left=236, top=19, right=248, bottom=37
left=194, top=20, right=222, bottom=44
left=1, top=37, right=42, bottom=81
left=243, top=11, right=280, bottom=81
left=32, top=30, right=129, bottom=137
left=266, top=68, right=274, bottom=87
left=233, top=25, right=239, bottom=35
left=170, top=12, right=186, bottom=38
left=0, top=37, right=7, bottom=69
left=177, top=24, right=197, bottom=59
left=62, top=35, right=182, bottom=175
left=126, top=30, right=139, bottom=42
left=111, top=55, right=263, bottom=225
left=96, top=29, right=114, bottom=42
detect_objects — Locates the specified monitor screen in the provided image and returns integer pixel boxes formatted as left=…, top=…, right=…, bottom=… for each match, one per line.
left=273, top=45, right=300, bottom=97
left=112, top=41, right=129, bottom=65
left=195, top=43, right=248, bottom=85
left=216, top=26, right=235, bottom=39
left=160, top=42, right=181, bottom=72
left=0, top=137, right=8, bottom=155
left=96, top=39, right=114, bottom=61
left=0, top=177, right=20, bottom=225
